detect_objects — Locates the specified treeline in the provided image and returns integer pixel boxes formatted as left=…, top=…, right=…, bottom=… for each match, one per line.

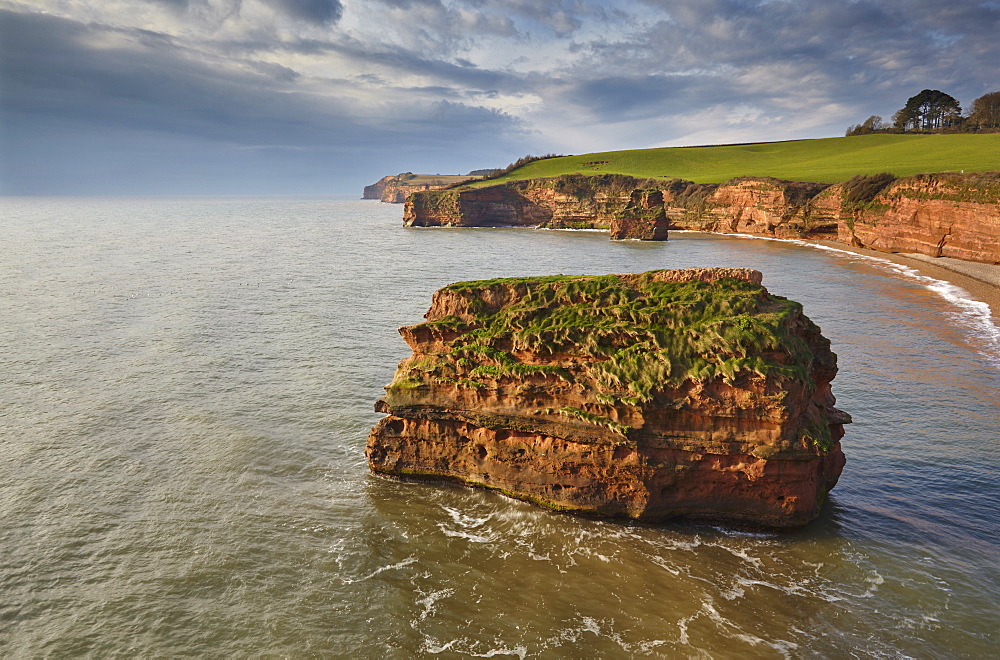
left=846, top=89, right=1000, bottom=136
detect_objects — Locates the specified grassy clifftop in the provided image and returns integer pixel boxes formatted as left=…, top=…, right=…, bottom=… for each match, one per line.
left=393, top=270, right=818, bottom=404
left=471, top=134, right=1000, bottom=186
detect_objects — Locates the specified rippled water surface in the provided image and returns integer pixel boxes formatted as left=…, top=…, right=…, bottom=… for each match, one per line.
left=2, top=197, right=998, bottom=656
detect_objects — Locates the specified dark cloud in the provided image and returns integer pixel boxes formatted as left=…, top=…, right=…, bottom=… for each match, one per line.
left=146, top=0, right=343, bottom=24
left=460, top=0, right=621, bottom=37
left=560, top=75, right=696, bottom=120
left=0, top=7, right=525, bottom=194
left=373, top=0, right=443, bottom=8
left=273, top=0, right=343, bottom=24
left=560, top=0, right=999, bottom=130
left=147, top=0, right=190, bottom=8
left=1, top=1, right=998, bottom=193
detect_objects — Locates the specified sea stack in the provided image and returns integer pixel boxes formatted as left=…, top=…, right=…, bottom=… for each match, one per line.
left=367, top=268, right=849, bottom=528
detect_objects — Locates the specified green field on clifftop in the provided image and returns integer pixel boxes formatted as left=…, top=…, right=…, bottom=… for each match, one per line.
left=395, top=174, right=475, bottom=186
left=472, top=134, right=1000, bottom=186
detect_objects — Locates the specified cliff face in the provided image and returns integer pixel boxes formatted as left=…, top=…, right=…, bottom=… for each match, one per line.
left=404, top=186, right=549, bottom=227
left=404, top=175, right=831, bottom=239
left=610, top=190, right=668, bottom=240
left=367, top=268, right=849, bottom=528
left=835, top=173, right=1000, bottom=263
left=664, top=178, right=836, bottom=238
left=379, top=182, right=451, bottom=204
left=404, top=175, right=669, bottom=240
left=403, top=172, right=1000, bottom=263
left=363, top=175, right=393, bottom=200
left=364, top=173, right=475, bottom=203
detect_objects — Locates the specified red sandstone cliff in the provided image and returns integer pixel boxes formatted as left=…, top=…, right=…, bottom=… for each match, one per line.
left=404, top=174, right=669, bottom=240
left=833, top=173, right=1000, bottom=263
left=367, top=268, right=849, bottom=528
left=663, top=178, right=836, bottom=238
left=363, top=175, right=394, bottom=200
left=403, top=172, right=1000, bottom=263
left=364, top=173, right=475, bottom=203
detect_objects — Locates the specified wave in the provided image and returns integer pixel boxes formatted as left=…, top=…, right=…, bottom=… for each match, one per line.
left=680, top=231, right=1000, bottom=369
left=339, top=556, right=418, bottom=584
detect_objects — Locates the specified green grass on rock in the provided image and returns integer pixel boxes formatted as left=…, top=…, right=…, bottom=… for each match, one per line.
left=392, top=272, right=818, bottom=405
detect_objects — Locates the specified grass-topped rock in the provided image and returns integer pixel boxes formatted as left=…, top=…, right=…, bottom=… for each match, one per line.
left=367, top=268, right=850, bottom=528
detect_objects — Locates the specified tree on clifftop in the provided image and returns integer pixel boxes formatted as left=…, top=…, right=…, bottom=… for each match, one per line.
left=845, top=115, right=886, bottom=136
left=968, top=91, right=1000, bottom=130
left=893, top=89, right=962, bottom=131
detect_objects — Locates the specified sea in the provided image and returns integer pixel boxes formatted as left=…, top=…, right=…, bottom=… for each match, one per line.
left=2, top=196, right=998, bottom=657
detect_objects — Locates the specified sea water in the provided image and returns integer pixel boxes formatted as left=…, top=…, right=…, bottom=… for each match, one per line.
left=1, top=197, right=998, bottom=656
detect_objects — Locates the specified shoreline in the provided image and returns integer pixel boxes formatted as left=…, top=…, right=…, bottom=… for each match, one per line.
left=810, top=240, right=1000, bottom=324
left=679, top=229, right=1000, bottom=324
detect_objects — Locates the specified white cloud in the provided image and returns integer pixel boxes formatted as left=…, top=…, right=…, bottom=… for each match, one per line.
left=1, top=0, right=998, bottom=193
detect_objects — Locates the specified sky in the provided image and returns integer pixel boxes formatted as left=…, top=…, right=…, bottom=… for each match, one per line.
left=1, top=0, right=997, bottom=195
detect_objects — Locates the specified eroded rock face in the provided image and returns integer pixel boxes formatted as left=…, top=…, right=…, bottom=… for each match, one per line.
left=664, top=178, right=835, bottom=238
left=836, top=174, right=1000, bottom=264
left=404, top=186, right=551, bottom=227
left=364, top=173, right=474, bottom=203
left=362, top=176, right=392, bottom=200
left=609, top=190, right=668, bottom=240
left=404, top=175, right=669, bottom=239
left=367, top=268, right=849, bottom=528
left=403, top=172, right=1000, bottom=263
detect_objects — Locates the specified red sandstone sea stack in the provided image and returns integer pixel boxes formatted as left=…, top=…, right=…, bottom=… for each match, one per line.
left=367, top=268, right=849, bottom=528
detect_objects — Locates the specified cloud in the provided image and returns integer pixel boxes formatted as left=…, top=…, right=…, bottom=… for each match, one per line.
left=541, top=0, right=1000, bottom=145
left=273, top=0, right=343, bottom=24
left=146, top=0, right=344, bottom=24
left=0, top=6, right=527, bottom=194
left=1, top=0, right=998, bottom=193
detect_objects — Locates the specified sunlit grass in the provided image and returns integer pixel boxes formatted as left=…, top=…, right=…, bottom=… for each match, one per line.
left=469, top=134, right=1000, bottom=186
left=394, top=272, right=815, bottom=403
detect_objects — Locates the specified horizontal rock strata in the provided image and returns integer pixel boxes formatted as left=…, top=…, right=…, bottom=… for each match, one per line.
left=404, top=174, right=670, bottom=240
left=367, top=268, right=850, bottom=528
left=834, top=173, right=1000, bottom=262
left=364, top=173, right=474, bottom=203
left=403, top=172, right=1000, bottom=263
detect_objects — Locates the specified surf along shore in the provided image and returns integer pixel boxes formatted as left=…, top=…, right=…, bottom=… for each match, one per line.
left=816, top=241, right=1000, bottom=323
left=399, top=134, right=1000, bottom=322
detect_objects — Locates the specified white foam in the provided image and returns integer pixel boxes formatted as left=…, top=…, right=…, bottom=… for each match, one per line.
left=719, top=584, right=746, bottom=601
left=413, top=587, right=455, bottom=622
left=442, top=505, right=492, bottom=528
left=698, top=598, right=793, bottom=654
left=423, top=635, right=530, bottom=659
left=736, top=576, right=809, bottom=598
left=580, top=615, right=603, bottom=635
left=648, top=555, right=682, bottom=576
left=468, top=645, right=529, bottom=659
left=340, top=556, right=417, bottom=584
left=421, top=637, right=458, bottom=653
left=707, top=543, right=764, bottom=569
left=703, top=524, right=779, bottom=540
left=685, top=231, right=1000, bottom=369
left=438, top=525, right=495, bottom=543
left=862, top=571, right=885, bottom=598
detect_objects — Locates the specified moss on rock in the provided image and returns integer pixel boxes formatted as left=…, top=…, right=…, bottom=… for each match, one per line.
left=397, top=270, right=816, bottom=403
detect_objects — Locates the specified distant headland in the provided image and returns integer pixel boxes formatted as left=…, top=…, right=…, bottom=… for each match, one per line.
left=363, top=170, right=499, bottom=203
